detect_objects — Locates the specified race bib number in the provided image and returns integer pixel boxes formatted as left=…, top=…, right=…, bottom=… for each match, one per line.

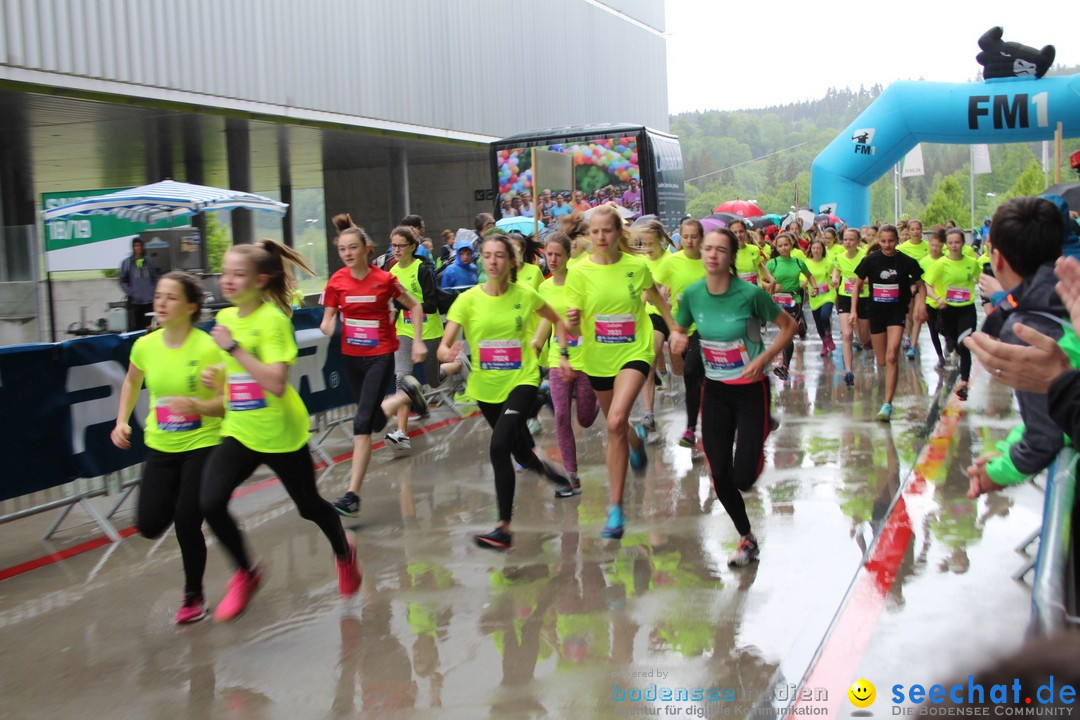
left=566, top=334, right=581, bottom=348
left=227, top=374, right=267, bottom=411
left=345, top=295, right=375, bottom=304
left=155, top=399, right=201, bottom=432
left=403, top=312, right=428, bottom=325
left=842, top=277, right=857, bottom=295
left=478, top=340, right=522, bottom=370
left=772, top=293, right=795, bottom=308
left=701, top=339, right=749, bottom=373
left=595, top=314, right=635, bottom=344
left=738, top=272, right=758, bottom=285
left=816, top=282, right=830, bottom=295
left=344, top=318, right=380, bottom=347
left=872, top=283, right=900, bottom=302
left=946, top=286, right=972, bottom=304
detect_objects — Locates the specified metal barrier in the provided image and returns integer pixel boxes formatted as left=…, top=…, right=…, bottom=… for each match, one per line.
left=1029, top=446, right=1079, bottom=636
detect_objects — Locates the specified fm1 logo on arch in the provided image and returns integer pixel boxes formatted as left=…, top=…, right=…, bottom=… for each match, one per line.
left=968, top=92, right=1050, bottom=131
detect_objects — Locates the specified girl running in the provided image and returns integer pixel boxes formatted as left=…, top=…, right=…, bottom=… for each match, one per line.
left=112, top=271, right=223, bottom=624
left=534, top=232, right=600, bottom=490
left=924, top=228, right=980, bottom=400
left=765, top=232, right=817, bottom=380
left=834, top=227, right=871, bottom=387
left=386, top=225, right=445, bottom=453
left=633, top=219, right=672, bottom=433
left=321, top=215, right=429, bottom=517
left=805, top=238, right=837, bottom=357
left=851, top=225, right=926, bottom=422
left=565, top=205, right=678, bottom=540
left=200, top=240, right=361, bottom=621
left=438, top=234, right=576, bottom=551
left=916, top=229, right=947, bottom=367
left=670, top=229, right=796, bottom=566
left=730, top=219, right=775, bottom=288
left=654, top=218, right=706, bottom=448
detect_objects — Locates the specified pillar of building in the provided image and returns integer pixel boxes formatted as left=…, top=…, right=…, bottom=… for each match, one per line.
left=226, top=119, right=254, bottom=245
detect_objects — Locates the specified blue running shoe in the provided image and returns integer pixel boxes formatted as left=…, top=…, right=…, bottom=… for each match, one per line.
left=629, top=424, right=648, bottom=473
left=602, top=505, right=624, bottom=539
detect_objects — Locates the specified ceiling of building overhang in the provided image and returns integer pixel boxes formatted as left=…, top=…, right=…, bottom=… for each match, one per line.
left=0, top=90, right=487, bottom=201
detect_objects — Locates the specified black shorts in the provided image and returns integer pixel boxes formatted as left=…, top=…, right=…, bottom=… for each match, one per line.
left=836, top=295, right=871, bottom=316
left=867, top=302, right=908, bottom=334
left=588, top=360, right=651, bottom=392
left=649, top=313, right=670, bottom=340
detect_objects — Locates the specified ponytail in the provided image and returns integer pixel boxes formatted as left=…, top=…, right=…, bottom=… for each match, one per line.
left=227, top=240, right=314, bottom=316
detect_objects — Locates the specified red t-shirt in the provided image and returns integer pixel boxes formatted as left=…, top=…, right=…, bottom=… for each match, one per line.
left=322, top=266, right=405, bottom=357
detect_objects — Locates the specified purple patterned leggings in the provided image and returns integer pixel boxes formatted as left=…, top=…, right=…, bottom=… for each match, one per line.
left=549, top=367, right=601, bottom=473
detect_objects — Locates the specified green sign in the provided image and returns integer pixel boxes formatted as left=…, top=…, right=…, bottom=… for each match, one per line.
left=42, top=188, right=182, bottom=252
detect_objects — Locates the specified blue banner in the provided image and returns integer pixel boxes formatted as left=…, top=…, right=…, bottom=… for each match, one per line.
left=0, top=308, right=354, bottom=501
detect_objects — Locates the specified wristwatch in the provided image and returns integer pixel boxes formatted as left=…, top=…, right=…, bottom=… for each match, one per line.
left=559, top=347, right=570, bottom=358
left=226, top=341, right=240, bottom=354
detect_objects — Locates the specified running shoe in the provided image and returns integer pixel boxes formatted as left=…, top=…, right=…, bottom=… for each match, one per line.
left=768, top=416, right=780, bottom=434
left=728, top=535, right=760, bottom=567
left=678, top=429, right=697, bottom=448
left=902, top=337, right=912, bottom=352
left=385, top=429, right=411, bottom=453
left=844, top=371, right=855, bottom=387
left=773, top=365, right=789, bottom=380
left=336, top=536, right=362, bottom=596
left=601, top=505, right=625, bottom=540
left=641, top=412, right=656, bottom=432
left=527, top=417, right=543, bottom=436
left=935, top=356, right=946, bottom=370
left=214, top=564, right=263, bottom=622
left=905, top=346, right=916, bottom=360
left=956, top=383, right=969, bottom=401
left=540, top=459, right=580, bottom=498
left=333, top=491, right=361, bottom=518
left=629, top=424, right=648, bottom=473
left=475, top=526, right=512, bottom=551
left=875, top=402, right=893, bottom=423
left=819, top=346, right=830, bottom=357
left=400, top=374, right=428, bottom=416
left=658, top=370, right=671, bottom=388
left=175, top=592, right=208, bottom=625
left=852, top=339, right=863, bottom=353
left=826, top=336, right=837, bottom=353
left=567, top=473, right=582, bottom=493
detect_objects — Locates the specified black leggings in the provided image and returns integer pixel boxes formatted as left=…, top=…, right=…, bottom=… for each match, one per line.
left=811, top=302, right=834, bottom=342
left=477, top=384, right=545, bottom=524
left=343, top=352, right=394, bottom=435
left=924, top=305, right=944, bottom=360
left=138, top=446, right=213, bottom=595
left=781, top=303, right=804, bottom=367
left=201, top=437, right=349, bottom=570
left=701, top=378, right=772, bottom=536
left=939, top=304, right=977, bottom=381
left=682, top=333, right=704, bottom=431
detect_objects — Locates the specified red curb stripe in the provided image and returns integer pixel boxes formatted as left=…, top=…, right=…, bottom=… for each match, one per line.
left=790, top=392, right=966, bottom=717
left=0, top=410, right=480, bottom=583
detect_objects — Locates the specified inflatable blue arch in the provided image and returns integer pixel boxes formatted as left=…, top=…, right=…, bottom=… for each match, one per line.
left=810, top=74, right=1080, bottom=227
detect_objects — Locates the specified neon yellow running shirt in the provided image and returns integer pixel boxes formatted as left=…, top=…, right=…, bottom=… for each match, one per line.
left=129, top=328, right=222, bottom=453
left=566, top=253, right=656, bottom=377
left=537, top=277, right=584, bottom=371
left=925, top=255, right=980, bottom=307
left=446, top=282, right=544, bottom=403
left=390, top=259, right=444, bottom=341
left=216, top=303, right=311, bottom=453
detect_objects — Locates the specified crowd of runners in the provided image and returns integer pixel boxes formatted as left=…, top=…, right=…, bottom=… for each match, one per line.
left=111, top=194, right=1063, bottom=628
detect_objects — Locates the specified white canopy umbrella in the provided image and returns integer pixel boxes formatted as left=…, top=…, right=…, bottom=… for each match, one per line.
left=41, top=180, right=288, bottom=223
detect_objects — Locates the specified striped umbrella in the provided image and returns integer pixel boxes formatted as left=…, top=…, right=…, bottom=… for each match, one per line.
left=41, top=180, right=288, bottom=223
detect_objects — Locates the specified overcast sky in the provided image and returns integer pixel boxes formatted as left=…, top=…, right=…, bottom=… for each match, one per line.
left=665, top=0, right=1080, bottom=113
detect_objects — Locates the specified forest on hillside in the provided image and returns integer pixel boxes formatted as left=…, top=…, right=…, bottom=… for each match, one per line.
left=672, top=66, right=1080, bottom=227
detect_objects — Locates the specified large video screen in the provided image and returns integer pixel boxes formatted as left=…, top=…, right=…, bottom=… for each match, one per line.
left=495, top=136, right=642, bottom=216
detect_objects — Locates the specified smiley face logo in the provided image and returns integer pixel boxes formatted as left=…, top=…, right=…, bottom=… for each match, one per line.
left=848, top=679, right=876, bottom=709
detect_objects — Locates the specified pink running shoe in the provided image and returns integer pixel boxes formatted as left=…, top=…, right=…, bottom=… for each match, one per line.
left=336, top=537, right=362, bottom=597
left=175, top=592, right=208, bottom=625
left=213, top=564, right=262, bottom=622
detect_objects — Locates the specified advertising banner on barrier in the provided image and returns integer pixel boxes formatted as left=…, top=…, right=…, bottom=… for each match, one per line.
left=0, top=308, right=353, bottom=501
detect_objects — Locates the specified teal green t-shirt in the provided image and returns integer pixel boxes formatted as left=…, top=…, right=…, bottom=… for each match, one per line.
left=675, top=277, right=781, bottom=383
left=766, top=255, right=809, bottom=294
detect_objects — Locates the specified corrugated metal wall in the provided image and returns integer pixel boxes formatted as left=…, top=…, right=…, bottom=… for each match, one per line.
left=0, top=0, right=669, bottom=136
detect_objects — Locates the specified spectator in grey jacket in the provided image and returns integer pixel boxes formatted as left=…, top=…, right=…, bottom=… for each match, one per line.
left=118, top=238, right=157, bottom=330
